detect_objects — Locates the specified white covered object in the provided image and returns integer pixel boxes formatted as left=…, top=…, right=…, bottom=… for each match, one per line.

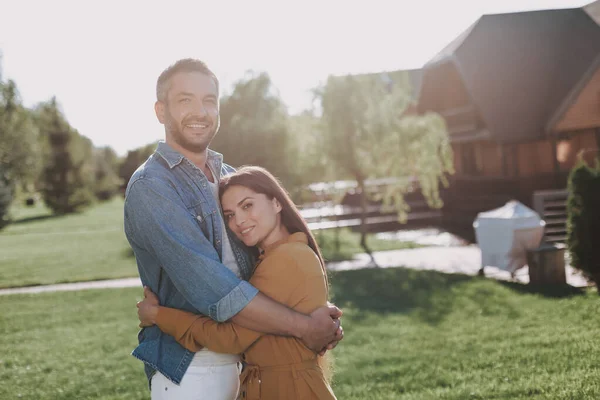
left=473, top=200, right=545, bottom=273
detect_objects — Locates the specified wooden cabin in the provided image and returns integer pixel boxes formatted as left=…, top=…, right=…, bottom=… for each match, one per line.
left=417, top=4, right=600, bottom=240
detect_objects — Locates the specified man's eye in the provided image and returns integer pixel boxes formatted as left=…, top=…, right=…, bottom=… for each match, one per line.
left=225, top=214, right=234, bottom=221
left=180, top=98, right=191, bottom=103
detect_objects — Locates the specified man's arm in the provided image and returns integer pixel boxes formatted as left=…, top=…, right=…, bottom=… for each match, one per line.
left=125, top=177, right=257, bottom=322
left=126, top=177, right=341, bottom=351
left=231, top=249, right=343, bottom=351
left=143, top=292, right=342, bottom=353
left=232, top=292, right=342, bottom=352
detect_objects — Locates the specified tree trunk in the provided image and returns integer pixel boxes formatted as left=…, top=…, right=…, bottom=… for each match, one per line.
left=357, top=178, right=378, bottom=267
left=334, top=227, right=341, bottom=254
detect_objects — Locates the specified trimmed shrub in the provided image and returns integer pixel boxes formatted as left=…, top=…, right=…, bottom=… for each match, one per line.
left=567, top=157, right=600, bottom=286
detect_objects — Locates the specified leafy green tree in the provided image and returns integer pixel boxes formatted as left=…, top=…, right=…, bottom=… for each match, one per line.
left=118, top=142, right=157, bottom=193
left=318, top=72, right=454, bottom=261
left=212, top=72, right=296, bottom=187
left=0, top=165, right=12, bottom=227
left=36, top=98, right=95, bottom=214
left=286, top=110, right=331, bottom=198
left=0, top=59, right=41, bottom=224
left=0, top=80, right=41, bottom=188
left=93, top=146, right=121, bottom=200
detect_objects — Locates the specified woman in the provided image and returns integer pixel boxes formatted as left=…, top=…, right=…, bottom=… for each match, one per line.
left=137, top=166, right=337, bottom=400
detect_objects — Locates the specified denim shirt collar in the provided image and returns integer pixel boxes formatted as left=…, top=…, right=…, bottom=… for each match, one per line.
left=156, top=141, right=224, bottom=173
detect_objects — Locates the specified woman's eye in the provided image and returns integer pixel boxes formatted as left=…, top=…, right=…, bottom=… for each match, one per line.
left=242, top=203, right=252, bottom=210
left=225, top=214, right=234, bottom=221
left=180, top=98, right=191, bottom=103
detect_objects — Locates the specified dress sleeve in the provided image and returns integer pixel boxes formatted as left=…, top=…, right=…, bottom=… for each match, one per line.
left=154, top=248, right=307, bottom=354
left=154, top=306, right=261, bottom=354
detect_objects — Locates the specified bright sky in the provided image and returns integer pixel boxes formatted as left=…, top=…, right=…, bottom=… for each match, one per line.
left=0, top=0, right=591, bottom=155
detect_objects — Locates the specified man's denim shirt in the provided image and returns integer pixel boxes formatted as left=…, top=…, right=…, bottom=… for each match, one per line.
left=123, top=141, right=258, bottom=385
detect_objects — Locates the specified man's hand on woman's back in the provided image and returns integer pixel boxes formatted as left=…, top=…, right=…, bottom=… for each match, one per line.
left=301, top=304, right=344, bottom=353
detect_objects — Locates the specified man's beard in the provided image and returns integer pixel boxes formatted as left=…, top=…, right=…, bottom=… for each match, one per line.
left=166, top=114, right=219, bottom=153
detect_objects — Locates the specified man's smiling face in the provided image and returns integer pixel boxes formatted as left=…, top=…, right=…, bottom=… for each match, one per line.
left=157, top=71, right=220, bottom=153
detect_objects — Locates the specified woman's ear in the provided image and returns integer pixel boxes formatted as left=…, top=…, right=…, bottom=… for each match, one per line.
left=272, top=197, right=282, bottom=213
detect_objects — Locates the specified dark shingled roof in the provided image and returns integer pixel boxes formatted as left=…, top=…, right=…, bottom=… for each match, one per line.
left=420, top=7, right=600, bottom=143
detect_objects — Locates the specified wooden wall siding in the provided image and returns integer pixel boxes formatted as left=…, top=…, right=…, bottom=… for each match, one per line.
left=452, top=143, right=463, bottom=174
left=517, top=140, right=554, bottom=177
left=456, top=142, right=483, bottom=175
left=480, top=142, right=503, bottom=176
left=504, top=144, right=518, bottom=177
left=440, top=106, right=479, bottom=135
left=453, top=131, right=596, bottom=179
left=423, top=62, right=471, bottom=111
left=454, top=141, right=504, bottom=176
left=420, top=63, right=481, bottom=137
left=555, top=66, right=600, bottom=132
left=556, top=129, right=598, bottom=169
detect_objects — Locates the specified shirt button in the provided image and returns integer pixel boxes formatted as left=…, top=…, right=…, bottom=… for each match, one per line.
left=216, top=240, right=221, bottom=244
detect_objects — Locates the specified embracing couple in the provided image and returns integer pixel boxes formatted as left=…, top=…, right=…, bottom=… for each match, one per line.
left=124, top=59, right=343, bottom=400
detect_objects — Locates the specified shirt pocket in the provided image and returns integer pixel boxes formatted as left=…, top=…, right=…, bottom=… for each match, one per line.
left=187, top=199, right=216, bottom=239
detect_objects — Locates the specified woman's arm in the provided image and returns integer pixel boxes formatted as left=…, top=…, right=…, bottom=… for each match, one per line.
left=138, top=287, right=262, bottom=354
left=137, top=248, right=311, bottom=354
left=157, top=305, right=261, bottom=354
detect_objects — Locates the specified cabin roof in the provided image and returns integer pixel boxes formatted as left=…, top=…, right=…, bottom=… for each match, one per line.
left=419, top=7, right=600, bottom=142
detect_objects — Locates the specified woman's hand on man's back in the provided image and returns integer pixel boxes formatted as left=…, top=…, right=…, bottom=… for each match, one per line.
left=137, top=286, right=160, bottom=328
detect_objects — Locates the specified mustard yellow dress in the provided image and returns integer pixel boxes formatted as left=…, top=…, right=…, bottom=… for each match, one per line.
left=155, top=232, right=337, bottom=400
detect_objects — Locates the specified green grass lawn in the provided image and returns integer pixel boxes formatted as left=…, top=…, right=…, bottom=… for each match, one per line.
left=0, top=199, right=418, bottom=288
left=0, top=198, right=137, bottom=288
left=2, top=268, right=599, bottom=399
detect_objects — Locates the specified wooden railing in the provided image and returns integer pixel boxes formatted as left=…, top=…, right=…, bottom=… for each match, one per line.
left=299, top=194, right=442, bottom=233
left=299, top=177, right=570, bottom=242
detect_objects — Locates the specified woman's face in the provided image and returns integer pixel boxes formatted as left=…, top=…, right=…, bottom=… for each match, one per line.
left=221, top=185, right=283, bottom=249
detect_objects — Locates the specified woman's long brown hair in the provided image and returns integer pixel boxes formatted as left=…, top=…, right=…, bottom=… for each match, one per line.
left=219, top=165, right=328, bottom=289
left=220, top=165, right=334, bottom=381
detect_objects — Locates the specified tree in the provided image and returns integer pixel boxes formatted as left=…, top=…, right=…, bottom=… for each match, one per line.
left=92, top=146, right=121, bottom=200
left=318, top=72, right=454, bottom=263
left=212, top=72, right=296, bottom=187
left=0, top=80, right=41, bottom=189
left=36, top=98, right=95, bottom=214
left=118, top=142, right=157, bottom=193
left=286, top=110, right=330, bottom=197
left=0, top=64, right=41, bottom=224
left=0, top=165, right=12, bottom=227
left=0, top=80, right=41, bottom=184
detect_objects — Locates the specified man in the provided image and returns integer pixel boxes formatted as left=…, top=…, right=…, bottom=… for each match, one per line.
left=124, top=59, right=342, bottom=399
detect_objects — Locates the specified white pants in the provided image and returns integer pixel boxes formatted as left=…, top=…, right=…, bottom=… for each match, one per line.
left=151, top=361, right=242, bottom=400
